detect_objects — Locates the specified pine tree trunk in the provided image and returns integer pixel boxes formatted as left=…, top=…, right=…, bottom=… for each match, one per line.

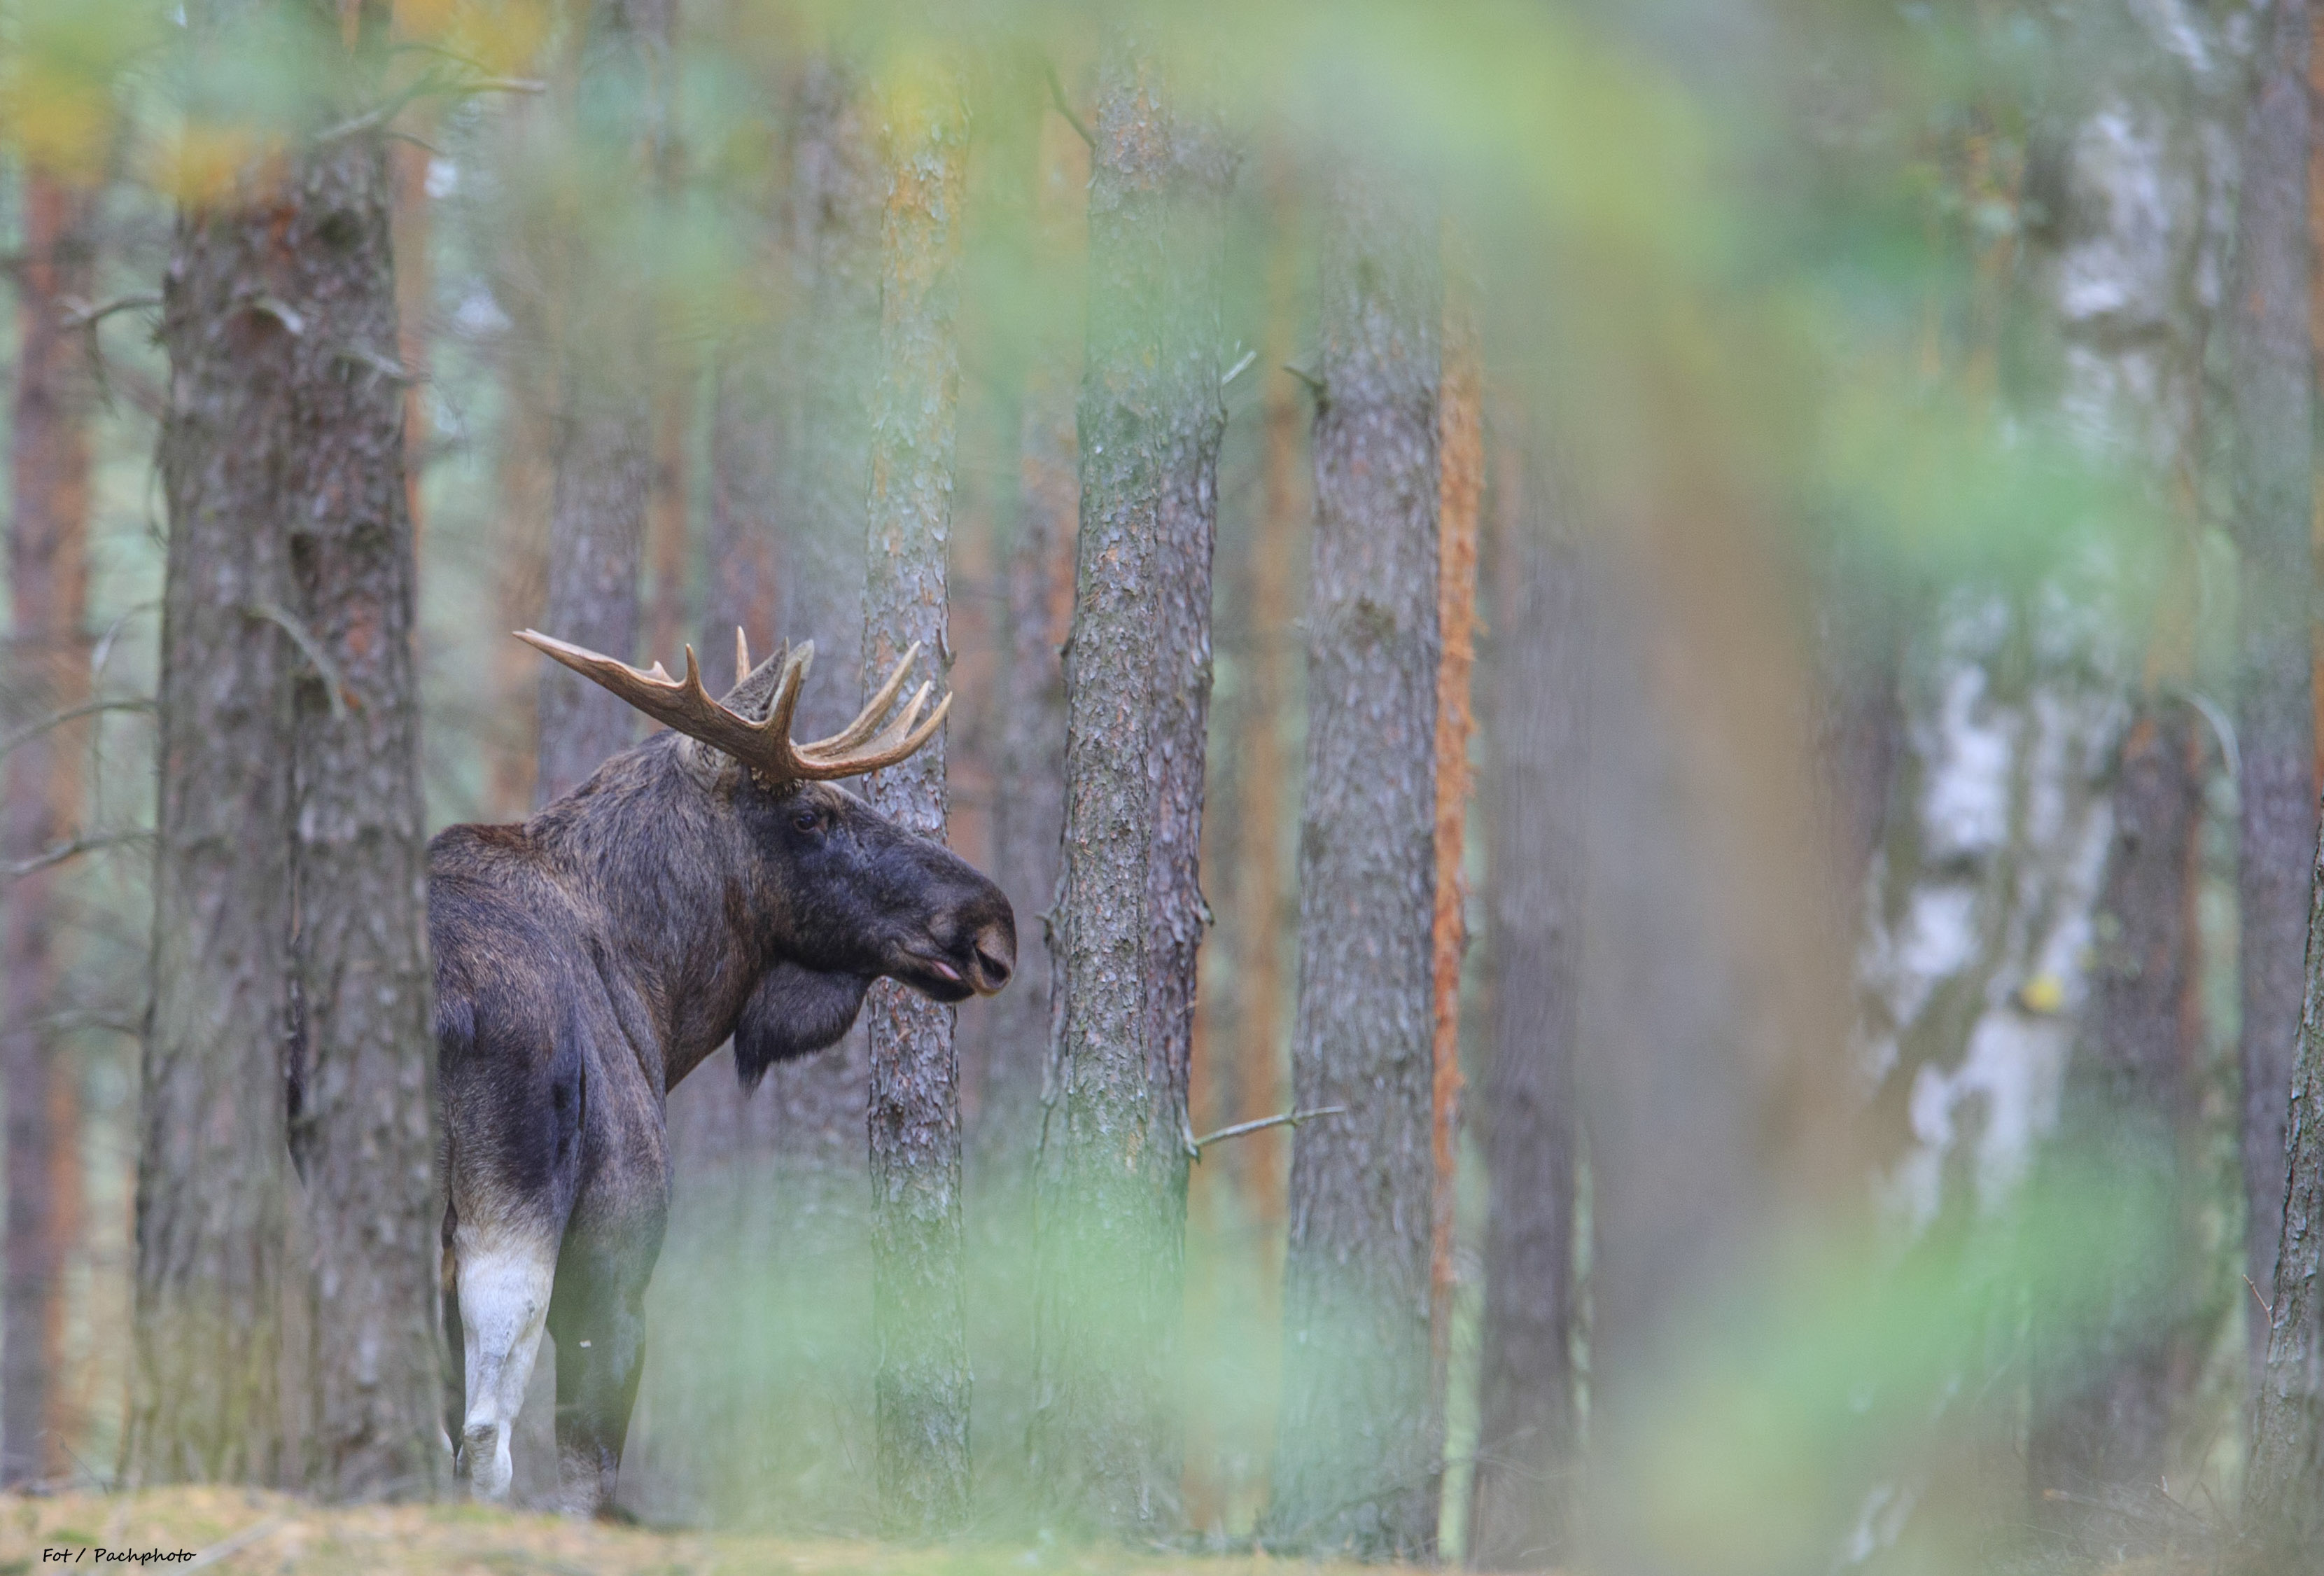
left=2252, top=797, right=2324, bottom=1562
left=1237, top=165, right=1303, bottom=1316
left=646, top=384, right=691, bottom=662
left=1030, top=38, right=1230, bottom=1533
left=2245, top=33, right=2324, bottom=1551
left=1428, top=281, right=1480, bottom=1410
left=2234, top=0, right=2317, bottom=1399
left=489, top=352, right=556, bottom=819
left=706, top=340, right=782, bottom=653
left=862, top=60, right=972, bottom=1538
left=533, top=0, right=673, bottom=805
left=389, top=139, right=431, bottom=543
left=1466, top=440, right=1583, bottom=1572
left=2026, top=706, right=2203, bottom=1542
left=979, top=371, right=1074, bottom=1181
left=3, top=168, right=94, bottom=1488
left=764, top=50, right=882, bottom=1253
left=782, top=57, right=881, bottom=723
left=1264, top=173, right=1443, bottom=1558
left=278, top=119, right=448, bottom=1503
left=131, top=15, right=320, bottom=1487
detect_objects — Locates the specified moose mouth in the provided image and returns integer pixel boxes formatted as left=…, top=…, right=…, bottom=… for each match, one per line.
left=894, top=933, right=1013, bottom=1003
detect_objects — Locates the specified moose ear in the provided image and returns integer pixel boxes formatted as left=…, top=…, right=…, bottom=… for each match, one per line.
left=734, top=962, right=871, bottom=1092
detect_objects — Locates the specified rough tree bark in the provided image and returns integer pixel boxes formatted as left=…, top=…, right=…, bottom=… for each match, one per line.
left=2246, top=31, right=2324, bottom=1571
left=276, top=95, right=447, bottom=1504
left=2252, top=762, right=2324, bottom=1565
left=533, top=0, right=673, bottom=804
left=2233, top=0, right=2316, bottom=1399
left=3, top=168, right=94, bottom=1488
left=1029, top=36, right=1229, bottom=1534
left=861, top=59, right=972, bottom=1538
left=129, top=4, right=315, bottom=1486
left=1466, top=440, right=1583, bottom=1572
left=1264, top=174, right=1443, bottom=1558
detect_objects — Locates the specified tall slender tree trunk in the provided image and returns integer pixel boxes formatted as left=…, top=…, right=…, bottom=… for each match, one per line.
left=766, top=50, right=882, bottom=1260
left=2246, top=6, right=2324, bottom=1550
left=2252, top=786, right=2324, bottom=1565
left=533, top=0, right=673, bottom=804
left=1466, top=438, right=1583, bottom=1573
left=782, top=57, right=881, bottom=718
left=489, top=359, right=556, bottom=820
left=969, top=66, right=1078, bottom=1193
left=981, top=369, right=1074, bottom=1179
left=1238, top=164, right=1303, bottom=1318
left=1264, top=173, right=1443, bottom=1559
left=706, top=339, right=782, bottom=653
left=862, top=60, right=972, bottom=1538
left=2235, top=0, right=2318, bottom=1399
left=1030, top=36, right=1229, bottom=1534
left=389, top=139, right=431, bottom=541
left=647, top=363, right=692, bottom=661
left=2026, top=706, right=2204, bottom=1544
left=1429, top=274, right=1480, bottom=1413
left=130, top=5, right=320, bottom=1488
left=282, top=107, right=447, bottom=1503
left=3, top=168, right=94, bottom=1488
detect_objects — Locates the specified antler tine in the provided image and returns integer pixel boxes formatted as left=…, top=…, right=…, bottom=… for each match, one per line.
left=805, top=680, right=930, bottom=765
left=757, top=642, right=814, bottom=758
left=792, top=690, right=953, bottom=779
left=734, top=627, right=751, bottom=691
left=806, top=642, right=923, bottom=756
left=518, top=629, right=760, bottom=763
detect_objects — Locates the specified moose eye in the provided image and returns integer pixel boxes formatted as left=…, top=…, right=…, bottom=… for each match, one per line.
left=791, top=808, right=820, bottom=835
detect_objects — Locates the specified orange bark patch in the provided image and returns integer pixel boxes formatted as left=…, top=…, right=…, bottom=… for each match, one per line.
left=1429, top=265, right=1483, bottom=1383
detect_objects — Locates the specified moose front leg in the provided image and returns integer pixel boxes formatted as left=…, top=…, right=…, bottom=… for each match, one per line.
left=545, top=1236, right=655, bottom=1519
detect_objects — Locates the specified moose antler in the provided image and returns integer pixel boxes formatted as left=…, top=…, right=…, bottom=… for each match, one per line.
left=517, top=627, right=950, bottom=782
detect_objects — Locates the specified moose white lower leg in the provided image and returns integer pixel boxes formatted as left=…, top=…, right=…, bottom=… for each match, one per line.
left=455, top=1227, right=556, bottom=1500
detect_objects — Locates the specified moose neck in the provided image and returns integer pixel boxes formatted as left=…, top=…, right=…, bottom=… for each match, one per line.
left=526, top=733, right=776, bottom=1091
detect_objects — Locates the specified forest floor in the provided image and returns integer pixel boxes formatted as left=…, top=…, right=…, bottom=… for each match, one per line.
left=0, top=1489, right=1394, bottom=1576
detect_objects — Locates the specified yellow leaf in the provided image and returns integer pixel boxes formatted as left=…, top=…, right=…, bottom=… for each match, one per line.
left=2017, top=973, right=2066, bottom=1016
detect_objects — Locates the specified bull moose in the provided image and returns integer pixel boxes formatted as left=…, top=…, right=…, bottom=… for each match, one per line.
left=429, top=628, right=1014, bottom=1516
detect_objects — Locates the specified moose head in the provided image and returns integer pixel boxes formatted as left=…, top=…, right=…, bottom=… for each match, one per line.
left=513, top=626, right=1016, bottom=1087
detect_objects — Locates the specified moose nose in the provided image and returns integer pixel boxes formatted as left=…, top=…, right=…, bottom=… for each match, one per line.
left=971, top=921, right=1014, bottom=995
